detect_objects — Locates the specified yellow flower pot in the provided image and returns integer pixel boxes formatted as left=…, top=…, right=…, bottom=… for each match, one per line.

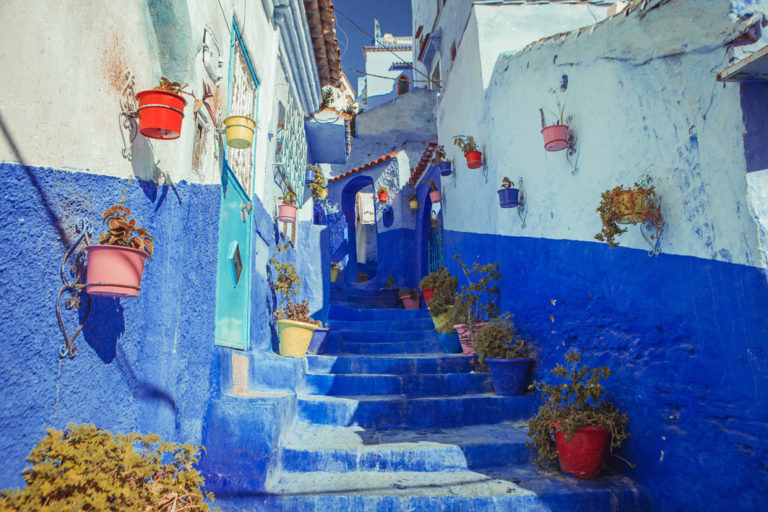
left=430, top=312, right=451, bottom=331
left=409, top=199, right=418, bottom=210
left=223, top=115, right=256, bottom=149
left=330, top=267, right=339, bottom=282
left=277, top=319, right=318, bottom=357
left=318, top=188, right=328, bottom=200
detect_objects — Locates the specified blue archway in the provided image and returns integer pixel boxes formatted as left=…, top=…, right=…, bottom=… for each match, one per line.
left=340, top=175, right=379, bottom=283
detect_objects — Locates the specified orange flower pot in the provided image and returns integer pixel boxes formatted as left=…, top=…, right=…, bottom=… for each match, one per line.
left=136, top=90, right=187, bottom=140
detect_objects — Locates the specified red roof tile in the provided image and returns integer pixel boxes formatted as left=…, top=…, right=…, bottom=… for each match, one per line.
left=328, top=152, right=399, bottom=183
left=408, top=142, right=438, bottom=185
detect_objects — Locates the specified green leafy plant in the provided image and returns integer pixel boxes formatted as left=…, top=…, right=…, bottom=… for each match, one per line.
left=431, top=145, right=447, bottom=164
left=98, top=205, right=157, bottom=258
left=595, top=183, right=664, bottom=249
left=341, top=104, right=358, bottom=117
left=0, top=423, right=215, bottom=512
left=527, top=353, right=630, bottom=469
left=474, top=313, right=530, bottom=371
left=452, top=135, right=478, bottom=154
left=451, top=254, right=501, bottom=331
left=320, top=87, right=334, bottom=109
left=500, top=177, right=515, bottom=189
left=279, top=189, right=297, bottom=206
left=307, top=165, right=327, bottom=200
left=419, top=268, right=457, bottom=317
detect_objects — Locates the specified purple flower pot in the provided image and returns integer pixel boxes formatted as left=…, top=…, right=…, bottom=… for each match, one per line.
left=437, top=161, right=452, bottom=176
left=497, top=188, right=520, bottom=208
left=308, top=328, right=330, bottom=354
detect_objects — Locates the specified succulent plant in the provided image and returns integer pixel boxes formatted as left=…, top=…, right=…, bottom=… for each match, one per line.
left=97, top=205, right=156, bottom=257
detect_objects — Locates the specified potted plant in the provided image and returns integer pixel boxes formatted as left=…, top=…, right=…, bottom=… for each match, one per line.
left=137, top=77, right=188, bottom=140
left=528, top=352, right=630, bottom=479
left=277, top=189, right=298, bottom=223
left=308, top=165, right=327, bottom=200
left=432, top=145, right=452, bottom=176
left=271, top=244, right=321, bottom=357
left=474, top=314, right=533, bottom=396
left=452, top=135, right=482, bottom=169
left=429, top=180, right=441, bottom=203
left=498, top=177, right=520, bottom=208
left=398, top=287, right=421, bottom=309
left=595, top=182, right=664, bottom=248
left=419, top=268, right=458, bottom=331
left=377, top=186, right=388, bottom=203
left=540, top=104, right=570, bottom=152
left=330, top=262, right=341, bottom=282
left=223, top=114, right=256, bottom=149
left=451, top=254, right=501, bottom=356
left=308, top=322, right=330, bottom=354
left=408, top=193, right=418, bottom=210
left=86, top=204, right=157, bottom=298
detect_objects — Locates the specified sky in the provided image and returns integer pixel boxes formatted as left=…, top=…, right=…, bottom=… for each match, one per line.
left=332, top=0, right=413, bottom=95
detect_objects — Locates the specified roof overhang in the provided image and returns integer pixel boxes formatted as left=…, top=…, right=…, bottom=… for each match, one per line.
left=718, top=44, right=768, bottom=82
left=305, top=108, right=350, bottom=164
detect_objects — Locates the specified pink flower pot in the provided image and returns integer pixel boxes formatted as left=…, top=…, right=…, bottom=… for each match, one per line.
left=453, top=322, right=488, bottom=355
left=400, top=295, right=420, bottom=309
left=541, top=124, right=569, bottom=152
left=429, top=190, right=441, bottom=203
left=278, top=204, right=297, bottom=223
left=85, top=245, right=149, bottom=298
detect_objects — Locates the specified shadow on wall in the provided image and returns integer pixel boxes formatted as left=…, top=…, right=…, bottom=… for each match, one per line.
left=81, top=297, right=125, bottom=363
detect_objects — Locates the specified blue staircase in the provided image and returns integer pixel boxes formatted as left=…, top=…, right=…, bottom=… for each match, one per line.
left=246, top=288, right=650, bottom=511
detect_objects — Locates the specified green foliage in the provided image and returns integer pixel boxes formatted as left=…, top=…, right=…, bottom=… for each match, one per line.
left=270, top=244, right=301, bottom=312
left=527, top=353, right=630, bottom=469
left=341, top=104, right=358, bottom=117
left=0, top=423, right=215, bottom=512
left=451, top=254, right=500, bottom=330
left=307, top=165, right=327, bottom=200
left=98, top=205, right=157, bottom=258
left=473, top=313, right=530, bottom=371
left=320, top=87, right=334, bottom=109
left=594, top=183, right=664, bottom=248
left=419, top=268, right=457, bottom=318
left=452, top=135, right=478, bottom=154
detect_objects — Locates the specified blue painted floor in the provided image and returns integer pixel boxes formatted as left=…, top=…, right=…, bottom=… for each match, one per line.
left=217, top=287, right=650, bottom=511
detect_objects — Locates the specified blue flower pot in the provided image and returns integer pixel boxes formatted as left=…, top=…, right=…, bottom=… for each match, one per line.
left=438, top=332, right=462, bottom=354
left=485, top=357, right=533, bottom=395
left=308, top=328, right=330, bottom=354
left=437, top=161, right=452, bottom=176
left=305, top=168, right=315, bottom=184
left=497, top=188, right=519, bottom=208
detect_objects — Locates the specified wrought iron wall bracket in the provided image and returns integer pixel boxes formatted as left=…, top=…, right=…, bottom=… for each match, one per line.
left=517, top=176, right=527, bottom=229
left=566, top=129, right=579, bottom=175
left=56, top=220, right=93, bottom=358
left=119, top=70, right=139, bottom=161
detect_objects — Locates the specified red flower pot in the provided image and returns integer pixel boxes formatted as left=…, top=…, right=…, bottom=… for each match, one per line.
left=541, top=124, right=569, bottom=152
left=464, top=151, right=482, bottom=169
left=429, top=190, right=441, bottom=203
left=378, top=192, right=388, bottom=202
left=278, top=204, right=297, bottom=223
left=453, top=322, right=488, bottom=356
left=85, top=245, right=149, bottom=298
left=400, top=295, right=420, bottom=309
left=136, top=90, right=187, bottom=140
left=422, top=288, right=435, bottom=305
left=552, top=423, right=610, bottom=479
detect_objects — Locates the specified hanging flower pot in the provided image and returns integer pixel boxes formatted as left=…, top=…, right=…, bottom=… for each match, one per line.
left=305, top=168, right=316, bottom=184
left=453, top=136, right=482, bottom=169
left=330, top=264, right=340, bottom=282
left=464, top=151, right=482, bottom=169
left=429, top=190, right=441, bottom=203
left=377, top=187, right=388, bottom=203
left=223, top=115, right=256, bottom=148
left=552, top=423, right=610, bottom=479
left=277, top=319, right=318, bottom=357
left=136, top=89, right=187, bottom=140
left=497, top=179, right=519, bottom=208
left=541, top=124, right=569, bottom=152
left=409, top=198, right=418, bottom=210
left=278, top=204, right=297, bottom=223
left=437, top=161, right=452, bottom=176
left=85, top=245, right=148, bottom=298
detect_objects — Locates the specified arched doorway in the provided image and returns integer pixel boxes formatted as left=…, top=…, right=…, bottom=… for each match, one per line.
left=419, top=193, right=444, bottom=278
left=341, top=176, right=379, bottom=283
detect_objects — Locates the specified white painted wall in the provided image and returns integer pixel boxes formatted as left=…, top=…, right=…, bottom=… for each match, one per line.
left=364, top=47, right=413, bottom=99
left=438, top=0, right=767, bottom=267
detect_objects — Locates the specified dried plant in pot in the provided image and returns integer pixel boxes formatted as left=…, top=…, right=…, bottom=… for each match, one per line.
left=452, top=135, right=482, bottom=169
left=595, top=182, right=664, bottom=249
left=451, top=254, right=501, bottom=356
left=398, top=287, right=421, bottom=310
left=527, top=352, right=630, bottom=479
left=86, top=204, right=157, bottom=298
left=271, top=244, right=321, bottom=357
left=539, top=103, right=571, bottom=152
left=307, top=165, right=328, bottom=200
left=432, top=145, right=452, bottom=176
left=474, top=313, right=534, bottom=396
left=419, top=268, right=458, bottom=330
left=277, top=189, right=298, bottom=223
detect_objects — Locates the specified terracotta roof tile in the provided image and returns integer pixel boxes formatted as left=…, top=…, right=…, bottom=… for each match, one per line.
left=328, top=152, right=399, bottom=183
left=304, top=0, right=342, bottom=86
left=408, top=142, right=438, bottom=185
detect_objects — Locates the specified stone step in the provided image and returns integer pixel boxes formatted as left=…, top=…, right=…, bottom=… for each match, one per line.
left=340, top=339, right=438, bottom=355
left=304, top=372, right=493, bottom=397
left=280, top=422, right=532, bottom=473
left=297, top=393, right=536, bottom=429
left=257, top=467, right=649, bottom=511
left=306, top=354, right=471, bottom=375
left=329, top=304, right=431, bottom=321
left=328, top=318, right=435, bottom=331
left=341, top=329, right=437, bottom=342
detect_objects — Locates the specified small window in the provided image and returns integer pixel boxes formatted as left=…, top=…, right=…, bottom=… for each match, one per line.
left=397, top=75, right=410, bottom=95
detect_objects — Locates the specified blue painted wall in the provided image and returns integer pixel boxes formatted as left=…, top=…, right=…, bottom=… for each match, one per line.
left=740, top=82, right=768, bottom=173
left=0, top=163, right=220, bottom=488
left=442, top=230, right=768, bottom=511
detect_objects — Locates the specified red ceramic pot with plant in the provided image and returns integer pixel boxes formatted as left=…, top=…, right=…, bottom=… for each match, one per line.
left=378, top=192, right=388, bottom=202
left=465, top=151, right=482, bottom=169
left=422, top=288, right=435, bottom=304
left=541, top=124, right=569, bottom=152
left=136, top=90, right=187, bottom=140
left=551, top=422, right=610, bottom=479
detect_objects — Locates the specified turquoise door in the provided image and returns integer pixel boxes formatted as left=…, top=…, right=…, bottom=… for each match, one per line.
left=215, top=22, right=259, bottom=350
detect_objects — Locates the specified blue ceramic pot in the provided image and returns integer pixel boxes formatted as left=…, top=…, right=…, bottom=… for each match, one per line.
left=437, top=161, right=452, bottom=176
left=438, top=332, right=462, bottom=354
left=308, top=328, right=330, bottom=354
left=485, top=357, right=533, bottom=395
left=497, top=188, right=520, bottom=208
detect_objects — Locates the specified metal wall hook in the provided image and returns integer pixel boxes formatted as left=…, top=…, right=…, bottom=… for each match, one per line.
left=517, top=176, right=527, bottom=229
left=56, top=220, right=93, bottom=358
left=119, top=70, right=139, bottom=161
left=566, top=129, right=579, bottom=175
